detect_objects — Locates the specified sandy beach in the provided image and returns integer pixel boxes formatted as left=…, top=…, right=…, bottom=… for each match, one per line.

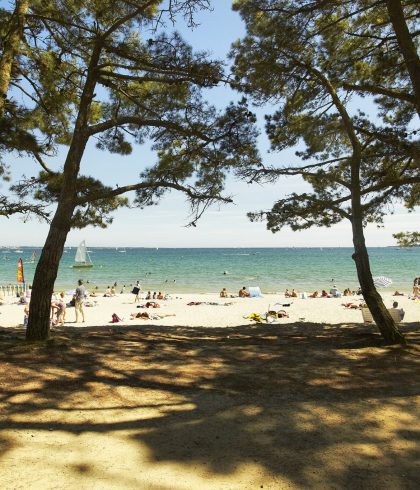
left=0, top=290, right=418, bottom=330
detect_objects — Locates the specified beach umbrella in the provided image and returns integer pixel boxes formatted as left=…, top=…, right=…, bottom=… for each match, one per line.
left=373, top=276, right=393, bottom=288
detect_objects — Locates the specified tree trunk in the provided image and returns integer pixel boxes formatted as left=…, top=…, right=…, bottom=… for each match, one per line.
left=0, top=0, right=29, bottom=116
left=26, top=44, right=102, bottom=340
left=386, top=0, right=420, bottom=118
left=351, top=208, right=405, bottom=345
left=338, top=78, right=407, bottom=345
left=26, top=209, right=73, bottom=340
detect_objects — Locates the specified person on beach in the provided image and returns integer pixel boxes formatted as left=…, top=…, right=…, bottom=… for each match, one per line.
left=18, top=291, right=27, bottom=304
left=290, top=289, right=298, bottom=298
left=330, top=285, right=339, bottom=297
left=412, top=278, right=420, bottom=297
left=145, top=291, right=152, bottom=300
left=393, top=291, right=404, bottom=296
left=51, top=292, right=66, bottom=326
left=110, top=285, right=117, bottom=296
left=309, top=291, right=319, bottom=298
left=220, top=288, right=228, bottom=298
left=75, top=280, right=86, bottom=323
left=23, top=304, right=29, bottom=326
left=284, top=289, right=290, bottom=297
left=390, top=301, right=405, bottom=321
left=321, top=290, right=331, bottom=298
left=343, top=288, right=351, bottom=296
left=239, top=287, right=250, bottom=297
left=157, top=292, right=164, bottom=300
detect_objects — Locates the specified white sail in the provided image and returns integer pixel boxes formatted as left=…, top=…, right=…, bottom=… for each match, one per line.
left=75, top=241, right=87, bottom=263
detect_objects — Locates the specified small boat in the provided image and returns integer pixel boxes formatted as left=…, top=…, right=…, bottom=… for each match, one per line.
left=119, top=248, right=126, bottom=253
left=72, top=240, right=94, bottom=268
left=25, top=250, right=38, bottom=264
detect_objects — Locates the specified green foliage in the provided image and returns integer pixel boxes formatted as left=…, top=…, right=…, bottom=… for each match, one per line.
left=393, top=231, right=420, bottom=247
left=231, top=0, right=420, bottom=233
left=2, top=0, right=260, bottom=228
left=11, top=170, right=129, bottom=228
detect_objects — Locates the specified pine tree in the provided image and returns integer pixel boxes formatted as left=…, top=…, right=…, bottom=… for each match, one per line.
left=231, top=0, right=420, bottom=343
left=1, top=0, right=260, bottom=340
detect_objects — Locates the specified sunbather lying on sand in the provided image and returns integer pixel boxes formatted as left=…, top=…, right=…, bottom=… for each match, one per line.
left=342, top=302, right=361, bottom=309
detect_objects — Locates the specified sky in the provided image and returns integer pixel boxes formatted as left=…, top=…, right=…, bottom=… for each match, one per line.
left=1, top=2, right=418, bottom=248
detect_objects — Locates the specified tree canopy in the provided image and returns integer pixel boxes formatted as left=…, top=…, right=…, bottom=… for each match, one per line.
left=1, top=0, right=259, bottom=226
left=393, top=231, right=420, bottom=247
left=2, top=0, right=261, bottom=340
left=230, top=0, right=420, bottom=343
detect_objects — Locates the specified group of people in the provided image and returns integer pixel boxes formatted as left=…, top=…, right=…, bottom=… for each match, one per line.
left=145, top=291, right=165, bottom=300
left=218, top=287, right=251, bottom=298
left=308, top=286, right=355, bottom=298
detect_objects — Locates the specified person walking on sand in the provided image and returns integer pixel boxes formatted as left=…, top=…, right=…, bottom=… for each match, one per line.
left=75, top=279, right=86, bottom=323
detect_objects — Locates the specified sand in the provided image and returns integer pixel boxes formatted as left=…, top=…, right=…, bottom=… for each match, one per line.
left=0, top=291, right=419, bottom=489
left=0, top=290, right=418, bottom=329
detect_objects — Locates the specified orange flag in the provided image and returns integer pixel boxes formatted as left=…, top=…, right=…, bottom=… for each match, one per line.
left=17, top=258, right=25, bottom=283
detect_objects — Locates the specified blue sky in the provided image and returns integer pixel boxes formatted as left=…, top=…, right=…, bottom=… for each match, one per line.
left=1, top=2, right=418, bottom=247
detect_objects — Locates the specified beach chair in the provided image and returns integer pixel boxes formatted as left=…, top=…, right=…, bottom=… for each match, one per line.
left=248, top=287, right=263, bottom=298
left=388, top=308, right=404, bottom=323
left=361, top=307, right=403, bottom=324
left=361, top=307, right=374, bottom=324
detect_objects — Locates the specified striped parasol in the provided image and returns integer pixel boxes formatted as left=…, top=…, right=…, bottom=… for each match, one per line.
left=373, top=276, right=393, bottom=288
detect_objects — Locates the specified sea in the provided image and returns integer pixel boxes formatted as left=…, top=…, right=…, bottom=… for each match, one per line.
left=1, top=247, right=419, bottom=294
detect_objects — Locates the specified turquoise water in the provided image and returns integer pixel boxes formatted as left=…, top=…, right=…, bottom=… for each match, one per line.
left=1, top=247, right=419, bottom=293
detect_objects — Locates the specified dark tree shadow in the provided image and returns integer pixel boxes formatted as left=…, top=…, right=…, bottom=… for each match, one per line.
left=0, top=321, right=419, bottom=488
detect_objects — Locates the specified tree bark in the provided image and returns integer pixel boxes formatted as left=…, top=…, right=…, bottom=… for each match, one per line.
left=350, top=178, right=405, bottom=344
left=0, top=0, right=29, bottom=116
left=386, top=0, right=420, bottom=117
left=26, top=44, right=102, bottom=340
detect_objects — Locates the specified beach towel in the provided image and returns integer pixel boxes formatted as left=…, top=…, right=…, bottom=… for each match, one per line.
left=249, top=287, right=263, bottom=298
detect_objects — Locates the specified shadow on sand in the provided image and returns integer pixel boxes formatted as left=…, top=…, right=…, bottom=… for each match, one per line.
left=0, top=321, right=419, bottom=488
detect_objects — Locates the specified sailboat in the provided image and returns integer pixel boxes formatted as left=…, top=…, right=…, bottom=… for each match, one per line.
left=25, top=250, right=38, bottom=264
left=72, top=240, right=93, bottom=268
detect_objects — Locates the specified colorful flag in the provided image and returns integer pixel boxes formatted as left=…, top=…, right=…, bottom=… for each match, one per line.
left=17, top=258, right=25, bottom=283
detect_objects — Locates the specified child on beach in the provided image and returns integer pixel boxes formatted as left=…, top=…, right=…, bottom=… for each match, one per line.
left=23, top=305, right=29, bottom=326
left=17, top=291, right=27, bottom=304
left=51, top=292, right=66, bottom=326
